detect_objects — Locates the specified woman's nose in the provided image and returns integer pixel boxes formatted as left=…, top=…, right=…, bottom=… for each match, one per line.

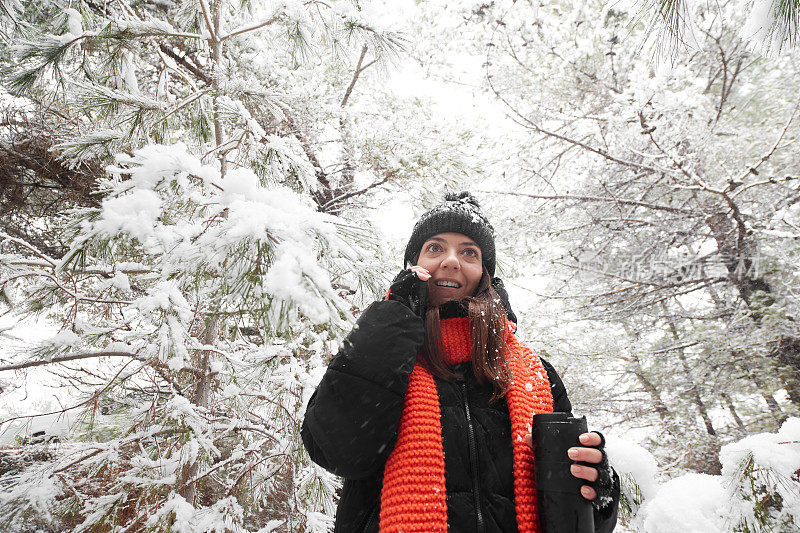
left=441, top=250, right=460, bottom=269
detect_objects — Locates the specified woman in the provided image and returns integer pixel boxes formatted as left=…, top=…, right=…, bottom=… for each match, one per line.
left=302, top=192, right=619, bottom=532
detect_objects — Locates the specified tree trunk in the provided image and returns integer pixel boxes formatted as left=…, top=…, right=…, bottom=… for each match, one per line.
left=179, top=314, right=218, bottom=504
left=662, top=307, right=716, bottom=436
left=211, top=0, right=226, bottom=178
left=631, top=354, right=671, bottom=420
left=704, top=207, right=800, bottom=406
left=774, top=337, right=800, bottom=406
left=748, top=371, right=786, bottom=423
left=676, top=347, right=716, bottom=436
left=721, top=392, right=746, bottom=434
left=622, top=325, right=672, bottom=421
left=181, top=4, right=224, bottom=502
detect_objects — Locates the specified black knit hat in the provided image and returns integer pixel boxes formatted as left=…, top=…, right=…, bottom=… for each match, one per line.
left=404, top=191, right=496, bottom=276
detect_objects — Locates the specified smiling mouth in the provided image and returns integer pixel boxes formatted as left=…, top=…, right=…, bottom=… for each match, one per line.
left=435, top=281, right=461, bottom=288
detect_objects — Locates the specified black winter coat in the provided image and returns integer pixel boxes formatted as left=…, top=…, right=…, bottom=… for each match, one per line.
left=302, top=299, right=620, bottom=532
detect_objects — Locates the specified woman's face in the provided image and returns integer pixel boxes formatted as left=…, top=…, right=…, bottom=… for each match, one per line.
left=415, top=232, right=483, bottom=307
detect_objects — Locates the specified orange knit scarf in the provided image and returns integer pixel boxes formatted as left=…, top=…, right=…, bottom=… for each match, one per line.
left=378, top=316, right=554, bottom=532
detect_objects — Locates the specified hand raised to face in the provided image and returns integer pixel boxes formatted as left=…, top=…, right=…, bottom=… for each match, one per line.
left=387, top=267, right=430, bottom=317
left=410, top=265, right=431, bottom=281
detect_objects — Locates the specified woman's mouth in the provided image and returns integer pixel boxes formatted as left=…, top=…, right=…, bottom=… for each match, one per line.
left=434, top=280, right=461, bottom=289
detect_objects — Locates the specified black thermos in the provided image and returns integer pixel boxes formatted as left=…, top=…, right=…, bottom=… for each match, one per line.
left=532, top=412, right=594, bottom=533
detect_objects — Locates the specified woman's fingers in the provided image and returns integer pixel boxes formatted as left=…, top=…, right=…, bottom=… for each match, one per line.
left=570, top=464, right=598, bottom=482
left=410, top=266, right=431, bottom=280
left=525, top=433, right=598, bottom=500
left=567, top=446, right=603, bottom=464
left=574, top=433, right=602, bottom=500
left=526, top=435, right=602, bottom=464
left=578, top=432, right=602, bottom=446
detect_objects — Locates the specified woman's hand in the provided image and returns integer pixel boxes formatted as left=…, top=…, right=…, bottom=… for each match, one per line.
left=410, top=265, right=431, bottom=281
left=524, top=431, right=603, bottom=501
left=387, top=267, right=430, bottom=317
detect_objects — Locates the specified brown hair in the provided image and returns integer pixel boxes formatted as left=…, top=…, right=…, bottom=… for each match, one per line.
left=420, top=266, right=512, bottom=402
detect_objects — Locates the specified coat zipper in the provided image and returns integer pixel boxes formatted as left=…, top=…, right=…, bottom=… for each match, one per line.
left=460, top=379, right=485, bottom=533
left=360, top=505, right=378, bottom=532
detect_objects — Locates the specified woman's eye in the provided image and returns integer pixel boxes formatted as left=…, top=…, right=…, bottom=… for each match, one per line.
left=427, top=243, right=442, bottom=252
left=463, top=248, right=478, bottom=257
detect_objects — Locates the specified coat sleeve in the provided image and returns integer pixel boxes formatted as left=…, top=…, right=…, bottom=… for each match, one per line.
left=540, top=357, right=572, bottom=414
left=540, top=357, right=621, bottom=533
left=301, top=299, right=425, bottom=479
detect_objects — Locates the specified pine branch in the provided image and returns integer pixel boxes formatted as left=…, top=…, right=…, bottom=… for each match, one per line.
left=0, top=359, right=136, bottom=431
left=101, top=19, right=206, bottom=42
left=482, top=191, right=697, bottom=215
left=158, top=44, right=211, bottom=85
left=340, top=45, right=368, bottom=107
left=220, top=14, right=281, bottom=42
left=655, top=0, right=685, bottom=37
left=9, top=21, right=205, bottom=97
left=3, top=269, right=133, bottom=306
left=320, top=173, right=394, bottom=212
left=339, top=18, right=406, bottom=60
left=161, top=89, right=212, bottom=122
left=774, top=0, right=800, bottom=48
left=75, top=82, right=163, bottom=113
left=55, top=129, right=125, bottom=162
left=0, top=351, right=136, bottom=372
left=0, top=0, right=20, bottom=28
left=176, top=442, right=277, bottom=493
left=51, top=428, right=182, bottom=475
left=0, top=231, right=58, bottom=267
left=198, top=0, right=218, bottom=42
left=732, top=98, right=800, bottom=193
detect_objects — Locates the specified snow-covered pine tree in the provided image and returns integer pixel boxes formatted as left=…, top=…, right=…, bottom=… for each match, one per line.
left=645, top=0, right=800, bottom=57
left=1, top=145, right=367, bottom=531
left=6, top=0, right=402, bottom=179
left=0, top=0, right=407, bottom=531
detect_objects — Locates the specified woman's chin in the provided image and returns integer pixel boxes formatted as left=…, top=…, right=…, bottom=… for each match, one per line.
left=430, top=289, right=465, bottom=307
left=430, top=295, right=453, bottom=307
